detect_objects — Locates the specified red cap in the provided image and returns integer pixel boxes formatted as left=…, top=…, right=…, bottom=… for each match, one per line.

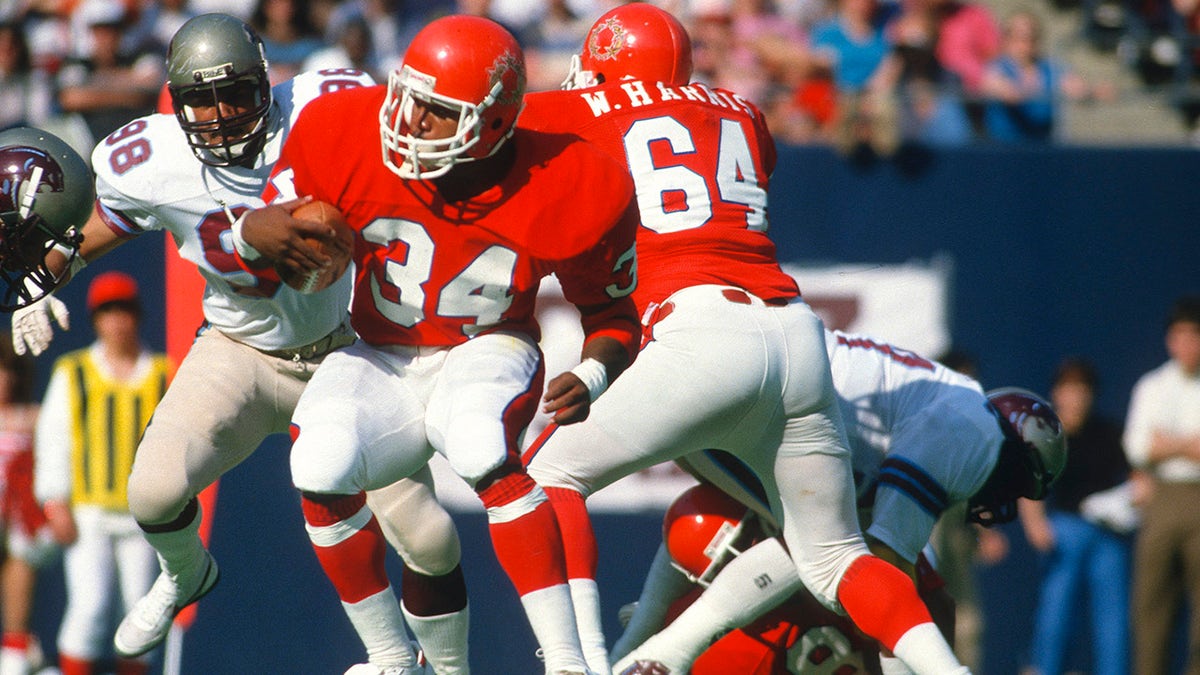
left=87, top=271, right=139, bottom=312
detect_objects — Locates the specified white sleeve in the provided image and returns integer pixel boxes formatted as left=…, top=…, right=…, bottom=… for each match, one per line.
left=1122, top=373, right=1160, bottom=469
left=866, top=400, right=998, bottom=563
left=34, top=364, right=73, bottom=504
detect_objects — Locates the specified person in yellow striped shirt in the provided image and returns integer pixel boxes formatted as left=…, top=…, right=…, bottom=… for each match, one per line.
left=34, top=271, right=172, bottom=675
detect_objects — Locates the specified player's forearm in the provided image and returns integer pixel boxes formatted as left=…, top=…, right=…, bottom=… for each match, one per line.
left=578, top=297, right=640, bottom=380
left=579, top=334, right=632, bottom=385
left=1148, top=430, right=1200, bottom=463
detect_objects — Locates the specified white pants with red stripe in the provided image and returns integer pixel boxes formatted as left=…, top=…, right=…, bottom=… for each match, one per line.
left=291, top=331, right=542, bottom=495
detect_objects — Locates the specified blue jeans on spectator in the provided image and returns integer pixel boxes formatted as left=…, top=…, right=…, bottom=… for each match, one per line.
left=1031, top=511, right=1132, bottom=675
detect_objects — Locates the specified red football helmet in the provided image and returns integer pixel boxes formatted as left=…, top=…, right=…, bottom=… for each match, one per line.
left=663, top=483, right=762, bottom=587
left=563, top=3, right=693, bottom=90
left=379, top=15, right=526, bottom=180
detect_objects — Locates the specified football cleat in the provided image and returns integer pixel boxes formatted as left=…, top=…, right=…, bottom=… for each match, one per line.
left=114, top=551, right=220, bottom=657
left=619, top=661, right=672, bottom=675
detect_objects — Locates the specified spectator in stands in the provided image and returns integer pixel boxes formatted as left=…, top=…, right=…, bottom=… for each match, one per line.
left=324, top=0, right=437, bottom=78
left=885, top=0, right=974, bottom=145
left=300, top=14, right=382, bottom=81
left=1018, top=357, right=1133, bottom=675
left=685, top=0, right=834, bottom=146
left=123, top=0, right=196, bottom=56
left=0, top=22, right=55, bottom=131
left=1125, top=295, right=1200, bottom=675
left=523, top=0, right=592, bottom=92
left=811, top=0, right=896, bottom=94
left=727, top=0, right=812, bottom=106
left=928, top=0, right=1002, bottom=134
left=56, top=0, right=164, bottom=145
left=980, top=9, right=1116, bottom=143
left=35, top=272, right=172, bottom=675
left=811, top=0, right=901, bottom=156
left=250, top=0, right=323, bottom=83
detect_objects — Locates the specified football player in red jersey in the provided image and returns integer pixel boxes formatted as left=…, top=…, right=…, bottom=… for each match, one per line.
left=235, top=15, right=640, bottom=675
left=519, top=4, right=969, bottom=674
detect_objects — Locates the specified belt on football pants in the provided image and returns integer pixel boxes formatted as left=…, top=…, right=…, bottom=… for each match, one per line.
left=641, top=286, right=792, bottom=345
left=261, top=321, right=356, bottom=362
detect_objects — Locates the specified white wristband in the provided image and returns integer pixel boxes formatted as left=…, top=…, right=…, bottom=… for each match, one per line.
left=51, top=243, right=86, bottom=282
left=570, top=357, right=608, bottom=402
left=231, top=214, right=262, bottom=261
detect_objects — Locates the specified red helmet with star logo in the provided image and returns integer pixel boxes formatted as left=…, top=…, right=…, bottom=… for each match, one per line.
left=566, top=3, right=693, bottom=89
left=380, top=15, right=526, bottom=179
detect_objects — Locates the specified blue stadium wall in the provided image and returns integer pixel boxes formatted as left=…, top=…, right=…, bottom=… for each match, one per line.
left=26, top=144, right=1200, bottom=674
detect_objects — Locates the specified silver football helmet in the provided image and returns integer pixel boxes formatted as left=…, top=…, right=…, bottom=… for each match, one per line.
left=166, top=13, right=272, bottom=167
left=969, top=387, right=1068, bottom=525
left=0, top=127, right=90, bottom=311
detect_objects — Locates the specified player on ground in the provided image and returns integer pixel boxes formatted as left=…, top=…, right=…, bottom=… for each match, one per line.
left=234, top=15, right=640, bottom=675
left=7, top=15, right=469, bottom=672
left=611, top=330, right=1068, bottom=673
left=519, top=5, right=971, bottom=674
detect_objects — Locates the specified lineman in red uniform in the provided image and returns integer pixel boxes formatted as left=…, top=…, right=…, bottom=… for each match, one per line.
left=237, top=15, right=639, bottom=675
left=520, top=5, right=969, bottom=674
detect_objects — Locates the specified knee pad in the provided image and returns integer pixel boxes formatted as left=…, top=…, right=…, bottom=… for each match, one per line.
left=289, top=423, right=362, bottom=494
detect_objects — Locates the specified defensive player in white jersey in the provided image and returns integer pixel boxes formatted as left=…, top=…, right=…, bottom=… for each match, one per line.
left=8, top=15, right=469, bottom=672
left=610, top=330, right=1068, bottom=674
left=520, top=5, right=971, bottom=674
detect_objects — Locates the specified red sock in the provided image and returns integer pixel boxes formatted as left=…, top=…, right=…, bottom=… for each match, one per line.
left=480, top=473, right=567, bottom=596
left=544, top=486, right=597, bottom=581
left=836, top=554, right=933, bottom=651
left=0, top=632, right=29, bottom=651
left=59, top=654, right=95, bottom=675
left=301, top=492, right=388, bottom=603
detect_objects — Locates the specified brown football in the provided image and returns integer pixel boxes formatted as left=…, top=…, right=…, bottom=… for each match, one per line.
left=275, top=200, right=354, bottom=294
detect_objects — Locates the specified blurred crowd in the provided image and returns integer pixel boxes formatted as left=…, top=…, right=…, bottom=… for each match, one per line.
left=0, top=0, right=1136, bottom=165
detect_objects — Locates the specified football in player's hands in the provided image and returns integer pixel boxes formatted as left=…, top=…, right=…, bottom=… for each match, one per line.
left=275, top=200, right=354, bottom=294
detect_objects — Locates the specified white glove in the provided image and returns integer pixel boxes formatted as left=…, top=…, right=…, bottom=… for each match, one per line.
left=12, top=293, right=69, bottom=356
